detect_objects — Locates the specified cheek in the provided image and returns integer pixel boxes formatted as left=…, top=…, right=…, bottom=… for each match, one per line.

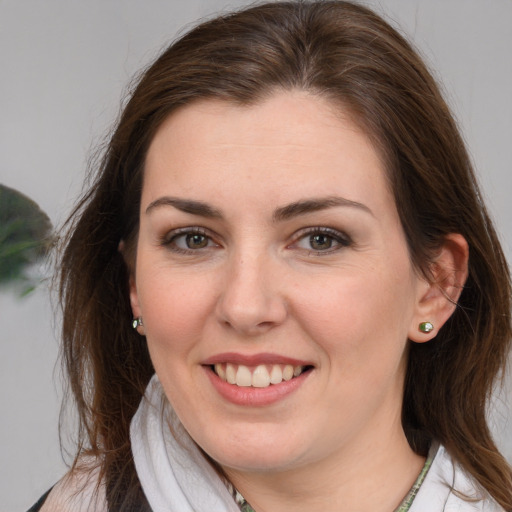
left=293, top=266, right=415, bottom=367
left=136, top=266, right=216, bottom=359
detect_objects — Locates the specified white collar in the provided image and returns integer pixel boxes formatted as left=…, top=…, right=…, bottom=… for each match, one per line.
left=131, top=375, right=504, bottom=512
left=410, top=444, right=504, bottom=511
left=130, top=375, right=240, bottom=512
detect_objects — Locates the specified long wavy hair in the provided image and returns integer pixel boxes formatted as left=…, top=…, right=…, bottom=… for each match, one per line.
left=59, top=1, right=512, bottom=509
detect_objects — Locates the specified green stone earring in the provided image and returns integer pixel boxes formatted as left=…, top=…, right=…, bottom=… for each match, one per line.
left=419, top=321, right=434, bottom=333
left=132, top=317, right=143, bottom=329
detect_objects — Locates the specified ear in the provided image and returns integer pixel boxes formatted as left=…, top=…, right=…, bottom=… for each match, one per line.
left=408, top=233, right=469, bottom=343
left=119, top=239, right=145, bottom=335
left=128, top=273, right=146, bottom=336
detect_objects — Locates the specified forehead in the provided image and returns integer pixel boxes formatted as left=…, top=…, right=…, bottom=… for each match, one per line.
left=148, top=91, right=368, bottom=155
left=143, top=91, right=393, bottom=215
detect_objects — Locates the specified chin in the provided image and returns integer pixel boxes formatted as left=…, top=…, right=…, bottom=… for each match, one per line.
left=202, top=431, right=307, bottom=474
left=215, top=451, right=301, bottom=474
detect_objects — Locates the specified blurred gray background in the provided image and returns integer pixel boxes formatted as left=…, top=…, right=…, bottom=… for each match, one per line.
left=1, top=1, right=510, bottom=510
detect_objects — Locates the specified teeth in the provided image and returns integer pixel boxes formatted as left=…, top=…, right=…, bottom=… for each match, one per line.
left=214, top=363, right=306, bottom=388
left=252, top=365, right=270, bottom=388
left=214, top=363, right=226, bottom=381
left=269, top=365, right=283, bottom=384
left=236, top=365, right=252, bottom=387
left=226, top=363, right=237, bottom=384
left=283, top=365, right=294, bottom=381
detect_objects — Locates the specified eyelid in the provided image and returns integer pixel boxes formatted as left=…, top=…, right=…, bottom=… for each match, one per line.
left=289, top=226, right=352, bottom=253
left=160, top=226, right=220, bottom=253
left=158, top=225, right=351, bottom=255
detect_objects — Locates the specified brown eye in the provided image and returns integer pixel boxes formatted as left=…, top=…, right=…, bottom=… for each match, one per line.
left=185, top=233, right=209, bottom=249
left=164, top=228, right=217, bottom=252
left=309, top=234, right=333, bottom=251
left=293, top=227, right=352, bottom=254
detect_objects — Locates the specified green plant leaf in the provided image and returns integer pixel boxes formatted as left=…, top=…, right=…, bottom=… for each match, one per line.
left=0, top=184, right=53, bottom=294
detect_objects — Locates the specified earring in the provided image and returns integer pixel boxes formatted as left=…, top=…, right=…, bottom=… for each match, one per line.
left=419, top=321, right=434, bottom=333
left=132, top=317, right=143, bottom=330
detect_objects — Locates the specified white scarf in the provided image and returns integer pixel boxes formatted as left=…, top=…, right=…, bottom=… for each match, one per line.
left=41, top=374, right=504, bottom=512
left=130, top=374, right=241, bottom=512
left=130, top=375, right=505, bottom=512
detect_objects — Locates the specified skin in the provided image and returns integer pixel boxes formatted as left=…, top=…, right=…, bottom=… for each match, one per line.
left=129, top=91, right=467, bottom=511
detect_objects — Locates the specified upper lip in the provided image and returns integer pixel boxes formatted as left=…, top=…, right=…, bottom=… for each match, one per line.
left=201, top=352, right=314, bottom=367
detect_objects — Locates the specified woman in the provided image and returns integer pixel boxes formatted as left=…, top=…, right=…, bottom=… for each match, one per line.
left=31, top=1, right=512, bottom=511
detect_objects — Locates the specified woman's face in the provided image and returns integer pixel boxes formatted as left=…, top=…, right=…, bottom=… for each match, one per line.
left=130, top=91, right=429, bottom=474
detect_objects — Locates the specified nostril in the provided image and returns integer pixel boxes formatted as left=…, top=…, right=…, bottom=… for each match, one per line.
left=216, top=293, right=288, bottom=335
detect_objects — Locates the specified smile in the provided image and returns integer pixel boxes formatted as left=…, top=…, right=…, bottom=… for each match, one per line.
left=212, top=363, right=309, bottom=388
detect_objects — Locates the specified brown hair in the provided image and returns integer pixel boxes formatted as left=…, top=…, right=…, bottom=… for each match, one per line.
left=59, top=1, right=512, bottom=509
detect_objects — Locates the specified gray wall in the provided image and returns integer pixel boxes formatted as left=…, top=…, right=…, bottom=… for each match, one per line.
left=1, top=1, right=510, bottom=510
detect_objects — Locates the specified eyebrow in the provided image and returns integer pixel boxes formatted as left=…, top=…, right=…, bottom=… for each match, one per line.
left=145, top=195, right=372, bottom=220
left=145, top=197, right=223, bottom=218
left=272, top=196, right=373, bottom=222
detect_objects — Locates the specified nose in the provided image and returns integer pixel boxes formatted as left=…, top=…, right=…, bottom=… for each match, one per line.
left=215, top=252, right=288, bottom=336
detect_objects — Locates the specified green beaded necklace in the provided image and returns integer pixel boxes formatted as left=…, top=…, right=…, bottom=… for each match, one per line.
left=232, top=451, right=434, bottom=512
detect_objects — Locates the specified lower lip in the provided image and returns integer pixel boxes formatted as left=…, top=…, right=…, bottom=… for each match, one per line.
left=204, top=366, right=311, bottom=406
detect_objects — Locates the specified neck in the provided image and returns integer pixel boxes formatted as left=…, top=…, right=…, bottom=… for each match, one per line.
left=223, top=425, right=425, bottom=512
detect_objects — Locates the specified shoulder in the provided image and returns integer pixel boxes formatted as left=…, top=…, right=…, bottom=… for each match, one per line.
left=37, top=461, right=107, bottom=512
left=411, top=444, right=505, bottom=512
left=27, top=488, right=53, bottom=512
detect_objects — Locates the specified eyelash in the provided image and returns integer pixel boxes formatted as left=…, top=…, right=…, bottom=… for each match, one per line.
left=160, top=226, right=352, bottom=255
left=291, top=227, right=352, bottom=255
left=160, top=227, right=219, bottom=254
